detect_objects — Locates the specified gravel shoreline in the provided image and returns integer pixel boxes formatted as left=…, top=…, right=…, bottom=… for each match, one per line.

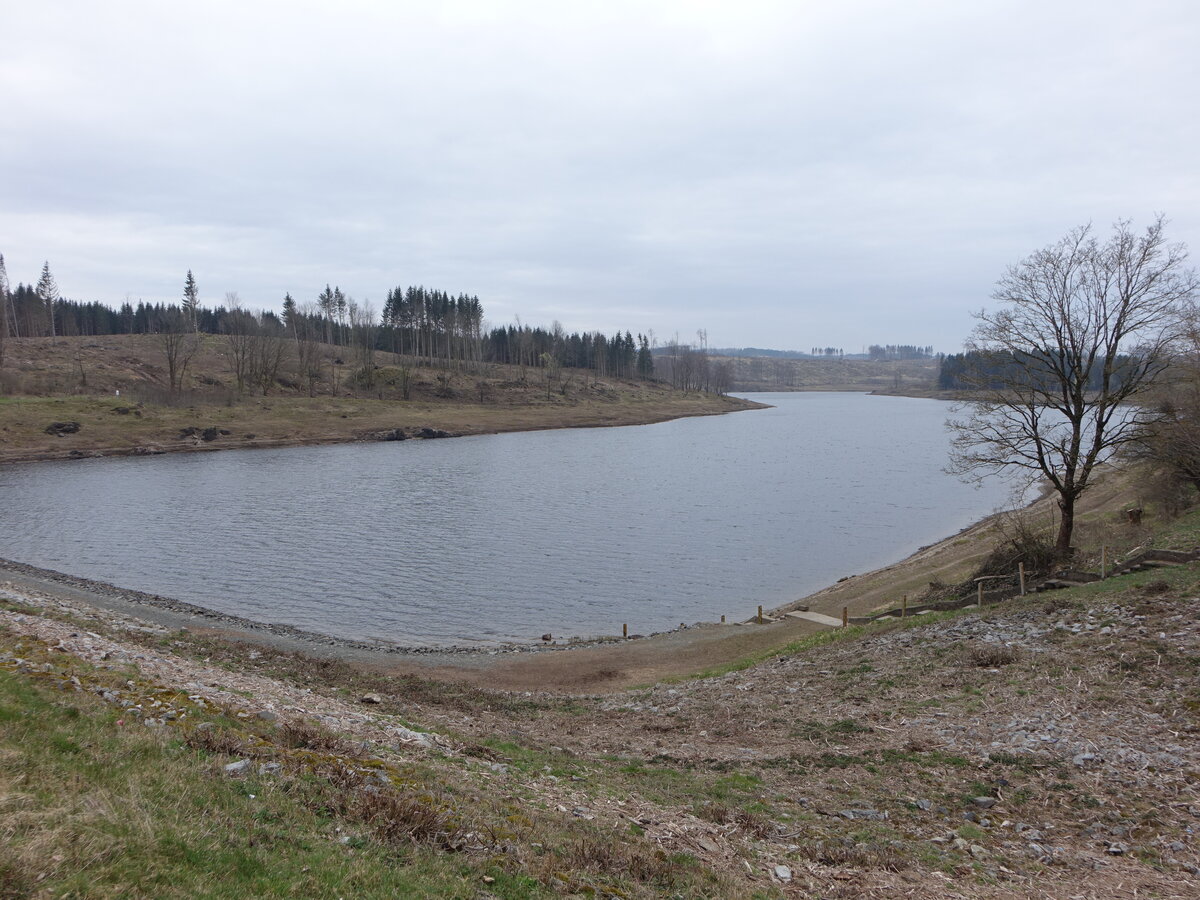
left=0, top=556, right=640, bottom=661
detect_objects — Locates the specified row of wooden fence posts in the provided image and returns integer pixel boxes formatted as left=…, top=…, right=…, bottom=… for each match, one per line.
left=624, top=545, right=1126, bottom=639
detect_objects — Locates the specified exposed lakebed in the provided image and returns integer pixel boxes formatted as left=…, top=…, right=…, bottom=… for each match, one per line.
left=0, top=393, right=1017, bottom=645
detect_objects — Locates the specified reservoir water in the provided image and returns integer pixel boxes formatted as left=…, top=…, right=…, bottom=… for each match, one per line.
left=0, top=393, right=1018, bottom=645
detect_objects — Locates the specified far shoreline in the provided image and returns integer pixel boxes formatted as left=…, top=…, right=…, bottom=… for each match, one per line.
left=0, top=391, right=768, bottom=466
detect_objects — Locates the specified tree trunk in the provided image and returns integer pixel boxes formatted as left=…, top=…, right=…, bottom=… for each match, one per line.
left=1055, top=495, right=1075, bottom=559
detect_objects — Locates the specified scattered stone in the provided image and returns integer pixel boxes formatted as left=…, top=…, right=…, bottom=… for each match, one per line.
left=391, top=724, right=438, bottom=749
left=224, top=759, right=252, bottom=776
left=1073, top=752, right=1096, bottom=767
left=360, top=693, right=383, bottom=704
left=839, top=808, right=886, bottom=821
left=973, top=796, right=997, bottom=809
left=1106, top=842, right=1128, bottom=855
left=774, top=864, right=792, bottom=882
left=254, top=710, right=278, bottom=722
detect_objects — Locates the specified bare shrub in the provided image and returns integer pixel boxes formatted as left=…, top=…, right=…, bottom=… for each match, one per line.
left=278, top=721, right=357, bottom=754
left=960, top=643, right=1021, bottom=668
left=352, top=790, right=457, bottom=848
left=184, top=727, right=247, bottom=757
left=1141, top=580, right=1171, bottom=595
left=560, top=837, right=685, bottom=886
left=975, top=514, right=1058, bottom=579
left=807, top=841, right=908, bottom=872
left=695, top=802, right=773, bottom=838
left=1139, top=465, right=1196, bottom=518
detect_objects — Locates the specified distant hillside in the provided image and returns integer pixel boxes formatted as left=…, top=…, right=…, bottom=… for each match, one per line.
left=715, top=354, right=940, bottom=394
left=706, top=347, right=813, bottom=359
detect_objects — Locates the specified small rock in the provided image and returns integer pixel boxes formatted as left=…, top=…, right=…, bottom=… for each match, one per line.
left=839, top=808, right=885, bottom=821
left=1073, top=752, right=1096, bottom=767
left=45, top=421, right=81, bottom=436
left=224, top=759, right=252, bottom=776
left=254, top=710, right=278, bottom=722
left=360, top=693, right=383, bottom=704
left=391, top=724, right=437, bottom=749
left=973, top=796, right=997, bottom=809
left=258, top=762, right=282, bottom=775
left=774, top=864, right=792, bottom=882
left=1106, top=842, right=1128, bottom=855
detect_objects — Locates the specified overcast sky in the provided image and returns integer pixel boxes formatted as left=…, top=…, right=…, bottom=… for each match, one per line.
left=2, top=1, right=1197, bottom=351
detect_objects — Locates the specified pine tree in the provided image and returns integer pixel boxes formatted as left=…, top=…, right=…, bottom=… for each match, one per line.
left=36, top=262, right=59, bottom=338
left=182, top=270, right=199, bottom=331
left=281, top=293, right=297, bottom=340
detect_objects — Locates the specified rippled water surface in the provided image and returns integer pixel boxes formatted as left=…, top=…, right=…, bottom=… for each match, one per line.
left=0, top=393, right=1017, bottom=644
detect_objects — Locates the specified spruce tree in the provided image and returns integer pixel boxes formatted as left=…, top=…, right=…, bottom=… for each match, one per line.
left=36, top=262, right=59, bottom=338
left=281, top=293, right=297, bottom=339
left=182, top=270, right=199, bottom=331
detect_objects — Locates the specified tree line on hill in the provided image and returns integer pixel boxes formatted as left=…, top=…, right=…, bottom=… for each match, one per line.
left=937, top=349, right=1136, bottom=392
left=0, top=259, right=703, bottom=396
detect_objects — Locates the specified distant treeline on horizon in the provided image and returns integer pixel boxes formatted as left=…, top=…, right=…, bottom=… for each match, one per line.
left=710, top=345, right=936, bottom=361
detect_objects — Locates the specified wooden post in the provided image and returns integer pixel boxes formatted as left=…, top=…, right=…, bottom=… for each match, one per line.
left=901, top=594, right=907, bottom=618
left=720, top=614, right=726, bottom=624
left=623, top=623, right=628, bottom=638
left=977, top=581, right=984, bottom=606
left=1101, top=546, right=1107, bottom=580
left=757, top=605, right=763, bottom=624
left=842, top=607, right=848, bottom=628
left=1019, top=562, right=1026, bottom=596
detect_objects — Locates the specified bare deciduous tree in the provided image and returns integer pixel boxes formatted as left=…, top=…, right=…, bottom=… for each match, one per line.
left=949, top=216, right=1197, bottom=557
left=294, top=301, right=323, bottom=397
left=223, top=292, right=255, bottom=395
left=156, top=308, right=199, bottom=396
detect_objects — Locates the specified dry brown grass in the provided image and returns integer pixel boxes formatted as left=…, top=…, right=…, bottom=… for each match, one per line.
left=0, top=333, right=757, bottom=463
left=959, top=643, right=1022, bottom=667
